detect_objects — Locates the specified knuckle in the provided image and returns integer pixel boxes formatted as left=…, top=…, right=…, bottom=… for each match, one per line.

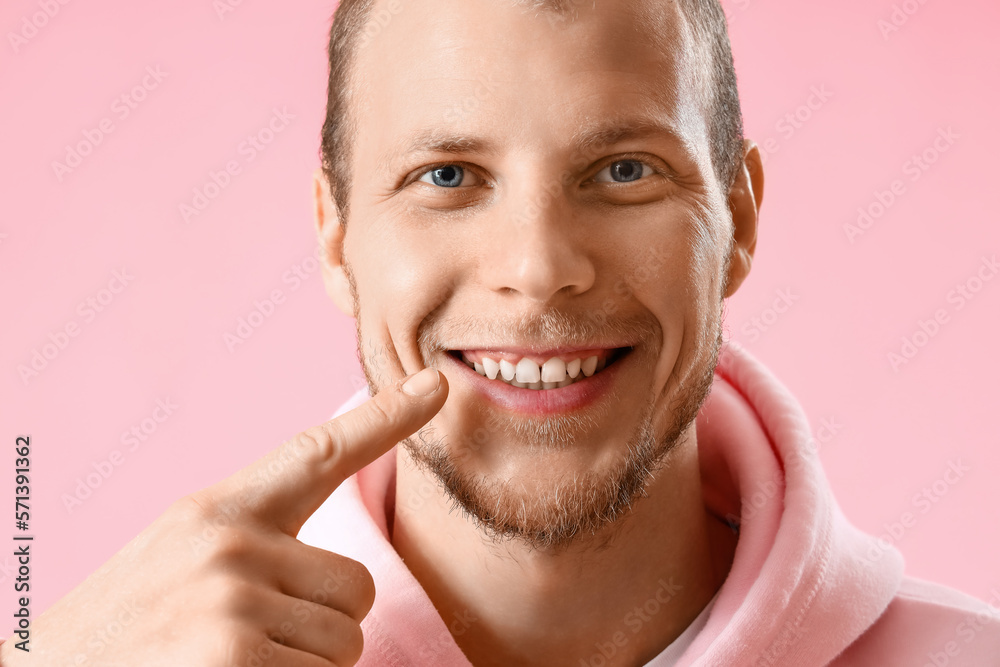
left=171, top=489, right=244, bottom=529
left=208, top=526, right=256, bottom=564
left=325, top=557, right=376, bottom=620
left=215, top=580, right=260, bottom=620
left=299, top=606, right=365, bottom=666
left=354, top=566, right=377, bottom=615
left=310, top=609, right=365, bottom=666
left=291, top=423, right=346, bottom=468
left=170, top=492, right=216, bottom=523
left=171, top=492, right=265, bottom=570
left=340, top=620, right=365, bottom=665
left=364, top=397, right=395, bottom=431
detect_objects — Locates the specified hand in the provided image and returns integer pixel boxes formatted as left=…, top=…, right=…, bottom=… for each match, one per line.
left=2, top=368, right=447, bottom=667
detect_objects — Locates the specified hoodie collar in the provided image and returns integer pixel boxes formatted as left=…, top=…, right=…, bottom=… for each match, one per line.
left=681, top=341, right=903, bottom=665
left=303, top=341, right=904, bottom=666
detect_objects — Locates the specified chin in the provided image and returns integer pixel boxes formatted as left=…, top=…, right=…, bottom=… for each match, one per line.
left=372, top=307, right=723, bottom=549
left=400, top=376, right=685, bottom=552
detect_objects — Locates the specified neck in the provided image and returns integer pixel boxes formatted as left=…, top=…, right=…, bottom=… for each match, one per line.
left=391, top=428, right=736, bottom=667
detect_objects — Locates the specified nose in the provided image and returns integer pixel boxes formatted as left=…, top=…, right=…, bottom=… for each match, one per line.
left=481, top=180, right=596, bottom=303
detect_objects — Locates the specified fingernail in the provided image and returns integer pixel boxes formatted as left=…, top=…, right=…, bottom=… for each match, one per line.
left=402, top=368, right=440, bottom=396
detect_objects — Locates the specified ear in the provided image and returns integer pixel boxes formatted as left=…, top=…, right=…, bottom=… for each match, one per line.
left=722, top=139, right=763, bottom=298
left=313, top=167, right=356, bottom=317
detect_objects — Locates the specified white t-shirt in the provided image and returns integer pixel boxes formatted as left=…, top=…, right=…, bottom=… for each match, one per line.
left=643, top=592, right=717, bottom=665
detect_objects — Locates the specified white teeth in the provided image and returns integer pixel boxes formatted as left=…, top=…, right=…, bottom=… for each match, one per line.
left=482, top=357, right=500, bottom=380
left=462, top=350, right=618, bottom=389
left=515, top=358, right=541, bottom=383
left=541, top=357, right=567, bottom=383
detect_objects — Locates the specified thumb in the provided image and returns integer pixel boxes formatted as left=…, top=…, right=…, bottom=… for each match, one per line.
left=206, top=367, right=447, bottom=535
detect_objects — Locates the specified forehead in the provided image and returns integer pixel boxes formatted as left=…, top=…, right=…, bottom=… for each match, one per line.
left=351, top=0, right=706, bottom=174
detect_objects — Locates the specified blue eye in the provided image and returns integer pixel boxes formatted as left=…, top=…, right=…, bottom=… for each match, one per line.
left=418, top=164, right=472, bottom=188
left=594, top=159, right=654, bottom=183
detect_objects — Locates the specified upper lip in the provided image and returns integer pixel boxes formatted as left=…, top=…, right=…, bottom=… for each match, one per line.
left=447, top=345, right=634, bottom=366
left=450, top=345, right=630, bottom=356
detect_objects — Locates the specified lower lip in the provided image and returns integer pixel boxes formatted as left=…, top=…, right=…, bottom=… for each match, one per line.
left=444, top=349, right=629, bottom=415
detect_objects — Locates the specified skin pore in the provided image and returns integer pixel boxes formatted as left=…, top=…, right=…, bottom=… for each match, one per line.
left=313, top=0, right=762, bottom=665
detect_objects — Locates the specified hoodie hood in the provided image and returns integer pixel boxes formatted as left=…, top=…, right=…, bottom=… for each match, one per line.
left=299, top=341, right=907, bottom=666
left=681, top=341, right=903, bottom=665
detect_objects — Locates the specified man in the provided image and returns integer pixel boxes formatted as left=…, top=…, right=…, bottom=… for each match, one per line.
left=6, top=0, right=999, bottom=665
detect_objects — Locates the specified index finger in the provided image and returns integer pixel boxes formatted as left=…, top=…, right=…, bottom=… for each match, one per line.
left=208, top=367, right=447, bottom=535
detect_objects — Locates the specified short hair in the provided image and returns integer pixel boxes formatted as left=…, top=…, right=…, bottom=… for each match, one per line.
left=320, top=0, right=744, bottom=222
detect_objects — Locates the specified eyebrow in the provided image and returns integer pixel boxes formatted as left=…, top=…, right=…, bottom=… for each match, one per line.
left=379, top=131, right=500, bottom=172
left=381, top=116, right=691, bottom=172
left=571, top=117, right=689, bottom=160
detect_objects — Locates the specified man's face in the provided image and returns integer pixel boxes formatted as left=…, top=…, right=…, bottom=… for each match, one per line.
left=320, top=0, right=755, bottom=548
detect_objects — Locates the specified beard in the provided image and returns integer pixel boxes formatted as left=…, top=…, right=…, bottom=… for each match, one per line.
left=345, top=261, right=727, bottom=553
left=355, top=299, right=723, bottom=552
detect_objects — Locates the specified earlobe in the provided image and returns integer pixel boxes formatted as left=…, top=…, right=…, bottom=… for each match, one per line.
left=723, top=140, right=763, bottom=299
left=312, top=168, right=356, bottom=317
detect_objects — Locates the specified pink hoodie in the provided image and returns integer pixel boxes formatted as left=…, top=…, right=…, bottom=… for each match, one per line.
left=298, top=342, right=1000, bottom=665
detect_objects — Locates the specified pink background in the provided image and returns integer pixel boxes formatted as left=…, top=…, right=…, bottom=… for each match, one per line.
left=2, top=0, right=998, bottom=622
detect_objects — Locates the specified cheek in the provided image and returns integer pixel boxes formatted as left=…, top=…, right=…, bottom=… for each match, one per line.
left=619, top=211, right=723, bottom=382
left=616, top=215, right=701, bottom=312
left=349, top=223, right=463, bottom=379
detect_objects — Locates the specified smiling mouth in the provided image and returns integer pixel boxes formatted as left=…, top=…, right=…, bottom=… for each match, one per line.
left=447, top=347, right=632, bottom=390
